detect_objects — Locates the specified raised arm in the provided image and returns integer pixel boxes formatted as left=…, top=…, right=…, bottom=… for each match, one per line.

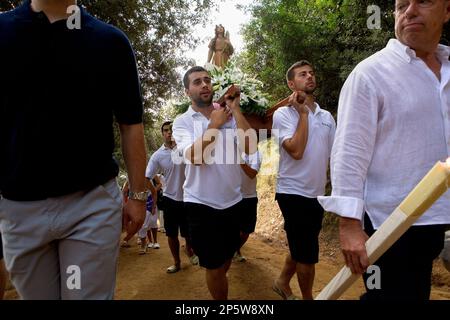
left=281, top=92, right=309, bottom=160
left=186, top=109, right=231, bottom=165
left=225, top=88, right=257, bottom=155
left=240, top=163, right=258, bottom=179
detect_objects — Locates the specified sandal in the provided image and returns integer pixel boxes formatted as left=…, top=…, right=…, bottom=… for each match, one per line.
left=272, top=280, right=299, bottom=300
left=233, top=252, right=247, bottom=262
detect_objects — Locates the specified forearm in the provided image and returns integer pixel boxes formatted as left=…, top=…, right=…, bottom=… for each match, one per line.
left=145, top=178, right=157, bottom=202
left=233, top=109, right=256, bottom=155
left=283, top=115, right=308, bottom=160
left=119, top=123, right=147, bottom=192
left=339, top=216, right=369, bottom=274
left=186, top=123, right=218, bottom=165
left=152, top=175, right=162, bottom=191
left=240, top=164, right=257, bottom=179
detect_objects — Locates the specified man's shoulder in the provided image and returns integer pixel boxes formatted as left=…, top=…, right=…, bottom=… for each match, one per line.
left=321, top=110, right=336, bottom=128
left=351, top=47, right=391, bottom=76
left=341, top=48, right=393, bottom=91
left=149, top=149, right=161, bottom=162
left=273, top=106, right=292, bottom=117
left=173, top=109, right=193, bottom=127
left=0, top=6, right=22, bottom=27
left=85, top=14, right=130, bottom=43
left=273, top=106, right=295, bottom=123
left=318, top=108, right=334, bottom=119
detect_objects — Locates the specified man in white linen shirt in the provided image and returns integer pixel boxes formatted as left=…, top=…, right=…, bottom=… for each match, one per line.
left=318, top=0, right=450, bottom=300
left=172, top=66, right=256, bottom=300
left=272, top=61, right=336, bottom=300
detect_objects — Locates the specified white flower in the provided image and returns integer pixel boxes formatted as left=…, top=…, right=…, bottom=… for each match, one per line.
left=207, top=59, right=271, bottom=114
left=240, top=92, right=249, bottom=104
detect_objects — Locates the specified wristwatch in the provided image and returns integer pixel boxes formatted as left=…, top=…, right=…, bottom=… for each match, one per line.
left=128, top=190, right=150, bottom=202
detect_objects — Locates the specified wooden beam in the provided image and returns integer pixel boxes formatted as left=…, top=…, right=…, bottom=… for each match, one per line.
left=316, top=160, right=450, bottom=300
left=215, top=84, right=240, bottom=107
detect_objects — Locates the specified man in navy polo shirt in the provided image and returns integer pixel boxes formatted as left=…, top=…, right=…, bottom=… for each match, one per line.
left=0, top=0, right=147, bottom=299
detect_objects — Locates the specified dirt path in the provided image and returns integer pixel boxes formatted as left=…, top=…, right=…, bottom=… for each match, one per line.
left=114, top=232, right=449, bottom=300
left=4, top=231, right=448, bottom=300
left=115, top=233, right=362, bottom=300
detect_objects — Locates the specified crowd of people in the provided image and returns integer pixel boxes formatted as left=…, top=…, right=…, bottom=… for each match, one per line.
left=0, top=0, right=449, bottom=300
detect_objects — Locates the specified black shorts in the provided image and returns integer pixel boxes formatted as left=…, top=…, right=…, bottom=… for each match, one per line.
left=185, top=201, right=241, bottom=270
left=162, top=196, right=189, bottom=239
left=238, top=197, right=258, bottom=234
left=361, top=213, right=447, bottom=300
left=275, top=193, right=323, bottom=264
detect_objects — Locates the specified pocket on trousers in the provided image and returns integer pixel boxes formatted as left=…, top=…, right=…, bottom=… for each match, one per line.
left=99, top=179, right=123, bottom=207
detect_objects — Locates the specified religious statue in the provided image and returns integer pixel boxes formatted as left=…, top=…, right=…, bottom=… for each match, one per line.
left=207, top=24, right=234, bottom=68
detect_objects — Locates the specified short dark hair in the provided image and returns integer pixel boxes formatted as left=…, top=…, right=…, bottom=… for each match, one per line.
left=161, top=121, right=172, bottom=133
left=183, top=66, right=209, bottom=89
left=286, top=60, right=314, bottom=82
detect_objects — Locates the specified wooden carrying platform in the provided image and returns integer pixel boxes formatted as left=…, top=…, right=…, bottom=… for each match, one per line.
left=215, top=86, right=303, bottom=136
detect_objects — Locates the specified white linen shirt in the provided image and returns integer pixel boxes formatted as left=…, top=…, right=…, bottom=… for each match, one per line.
left=172, top=106, right=243, bottom=209
left=272, top=103, right=336, bottom=198
left=145, top=144, right=185, bottom=202
left=318, top=39, right=450, bottom=229
left=241, top=150, right=262, bottom=199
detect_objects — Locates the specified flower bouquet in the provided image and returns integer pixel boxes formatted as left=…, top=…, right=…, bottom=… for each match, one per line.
left=205, top=62, right=270, bottom=117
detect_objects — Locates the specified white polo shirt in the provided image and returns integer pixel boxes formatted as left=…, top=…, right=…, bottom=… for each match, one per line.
left=272, top=103, right=336, bottom=198
left=145, top=144, right=185, bottom=202
left=172, top=106, right=243, bottom=210
left=318, top=39, right=450, bottom=229
left=241, top=150, right=262, bottom=199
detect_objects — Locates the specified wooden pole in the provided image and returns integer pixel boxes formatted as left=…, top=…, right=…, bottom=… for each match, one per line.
left=316, top=160, right=450, bottom=300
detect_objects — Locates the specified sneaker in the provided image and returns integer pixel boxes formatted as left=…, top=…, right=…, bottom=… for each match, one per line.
left=136, top=238, right=142, bottom=246
left=147, top=242, right=154, bottom=249
left=189, top=254, right=199, bottom=266
left=153, top=243, right=160, bottom=249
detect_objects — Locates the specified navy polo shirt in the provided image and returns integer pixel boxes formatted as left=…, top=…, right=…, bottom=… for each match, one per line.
left=0, top=1, right=143, bottom=201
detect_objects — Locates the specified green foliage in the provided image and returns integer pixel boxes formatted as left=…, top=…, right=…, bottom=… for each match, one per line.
left=241, top=0, right=449, bottom=113
left=241, top=0, right=395, bottom=114
left=174, top=100, right=191, bottom=115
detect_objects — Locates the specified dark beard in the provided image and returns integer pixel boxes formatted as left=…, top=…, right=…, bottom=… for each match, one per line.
left=304, top=87, right=316, bottom=95
left=194, top=95, right=213, bottom=108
